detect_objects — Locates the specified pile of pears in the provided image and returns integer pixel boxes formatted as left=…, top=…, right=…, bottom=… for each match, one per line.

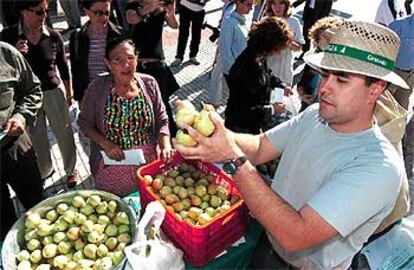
left=16, top=194, right=131, bottom=270
left=175, top=100, right=215, bottom=147
left=143, top=162, right=241, bottom=226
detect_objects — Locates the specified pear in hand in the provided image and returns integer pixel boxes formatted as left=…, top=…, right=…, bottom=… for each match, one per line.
left=193, top=103, right=215, bottom=137
left=175, top=100, right=199, bottom=127
left=176, top=129, right=197, bottom=147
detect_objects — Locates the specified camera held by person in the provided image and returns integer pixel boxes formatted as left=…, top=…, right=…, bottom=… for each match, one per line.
left=201, top=22, right=220, bottom=43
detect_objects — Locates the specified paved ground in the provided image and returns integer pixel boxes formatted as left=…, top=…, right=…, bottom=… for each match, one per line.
left=9, top=0, right=414, bottom=228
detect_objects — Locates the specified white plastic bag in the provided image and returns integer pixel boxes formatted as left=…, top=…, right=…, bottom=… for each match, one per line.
left=124, top=201, right=185, bottom=270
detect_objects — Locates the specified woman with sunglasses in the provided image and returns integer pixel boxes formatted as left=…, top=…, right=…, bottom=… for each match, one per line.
left=69, top=0, right=125, bottom=105
left=1, top=0, right=80, bottom=187
left=78, top=38, right=174, bottom=197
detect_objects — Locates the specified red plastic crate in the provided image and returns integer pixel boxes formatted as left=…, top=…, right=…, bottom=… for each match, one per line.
left=136, top=153, right=249, bottom=267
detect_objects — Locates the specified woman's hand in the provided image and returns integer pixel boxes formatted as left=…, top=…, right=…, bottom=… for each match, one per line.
left=161, top=146, right=175, bottom=163
left=284, top=86, right=293, bottom=96
left=101, top=140, right=125, bottom=161
left=272, top=102, right=286, bottom=114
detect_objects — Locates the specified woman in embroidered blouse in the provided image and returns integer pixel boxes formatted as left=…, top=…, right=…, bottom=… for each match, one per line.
left=78, top=38, right=174, bottom=197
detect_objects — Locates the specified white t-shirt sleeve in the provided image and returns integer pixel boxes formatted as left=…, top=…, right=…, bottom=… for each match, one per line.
left=307, top=154, right=402, bottom=237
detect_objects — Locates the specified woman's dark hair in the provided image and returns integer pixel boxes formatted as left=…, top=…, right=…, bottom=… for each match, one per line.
left=105, top=38, right=137, bottom=59
left=18, top=0, right=49, bottom=13
left=247, top=16, right=293, bottom=56
left=82, top=0, right=111, bottom=10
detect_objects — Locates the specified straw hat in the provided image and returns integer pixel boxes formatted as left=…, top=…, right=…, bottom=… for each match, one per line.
left=304, top=20, right=409, bottom=89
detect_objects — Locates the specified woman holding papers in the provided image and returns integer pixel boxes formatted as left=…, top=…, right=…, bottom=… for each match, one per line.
left=78, top=38, right=174, bottom=197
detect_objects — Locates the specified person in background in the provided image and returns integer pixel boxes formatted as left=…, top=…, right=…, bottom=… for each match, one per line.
left=389, top=13, right=414, bottom=211
left=59, top=0, right=82, bottom=31
left=1, top=0, right=79, bottom=187
left=296, top=16, right=342, bottom=111
left=70, top=0, right=125, bottom=104
left=252, top=0, right=264, bottom=21
left=0, top=41, right=44, bottom=240
left=224, top=17, right=292, bottom=134
left=78, top=38, right=174, bottom=197
left=291, top=0, right=332, bottom=57
left=174, top=20, right=407, bottom=269
left=264, top=0, right=304, bottom=86
left=207, top=0, right=246, bottom=107
left=375, top=0, right=413, bottom=26
left=170, top=0, right=209, bottom=66
left=220, top=0, right=253, bottom=76
left=126, top=0, right=180, bottom=136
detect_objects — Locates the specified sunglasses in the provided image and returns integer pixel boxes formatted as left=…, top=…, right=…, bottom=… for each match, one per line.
left=27, top=8, right=48, bottom=16
left=91, top=9, right=111, bottom=17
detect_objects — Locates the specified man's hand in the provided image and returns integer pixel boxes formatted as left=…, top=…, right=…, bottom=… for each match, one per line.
left=16, top=39, right=29, bottom=54
left=172, top=112, right=243, bottom=162
left=3, top=117, right=25, bottom=136
left=101, top=140, right=125, bottom=161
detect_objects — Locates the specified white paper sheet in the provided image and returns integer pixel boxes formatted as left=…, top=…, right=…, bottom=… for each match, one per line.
left=270, top=88, right=285, bottom=104
left=100, top=149, right=146, bottom=165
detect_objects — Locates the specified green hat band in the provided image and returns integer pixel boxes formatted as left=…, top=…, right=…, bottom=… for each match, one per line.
left=323, top=44, right=395, bottom=71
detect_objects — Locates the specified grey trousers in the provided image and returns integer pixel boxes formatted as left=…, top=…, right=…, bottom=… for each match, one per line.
left=29, top=89, right=76, bottom=179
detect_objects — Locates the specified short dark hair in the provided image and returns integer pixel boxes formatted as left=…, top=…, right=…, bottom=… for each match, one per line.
left=105, top=38, right=136, bottom=59
left=364, top=76, right=383, bottom=87
left=82, top=0, right=111, bottom=10
left=18, top=0, right=49, bottom=13
left=247, top=16, right=293, bottom=56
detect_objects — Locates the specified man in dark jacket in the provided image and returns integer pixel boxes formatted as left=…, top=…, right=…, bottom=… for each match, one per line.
left=0, top=42, right=44, bottom=240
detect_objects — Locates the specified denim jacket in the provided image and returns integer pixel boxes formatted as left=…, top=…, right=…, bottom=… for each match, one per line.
left=219, top=10, right=248, bottom=74
left=389, top=14, right=414, bottom=70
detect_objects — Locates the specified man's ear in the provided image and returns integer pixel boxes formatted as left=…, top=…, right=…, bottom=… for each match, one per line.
left=369, top=80, right=387, bottom=104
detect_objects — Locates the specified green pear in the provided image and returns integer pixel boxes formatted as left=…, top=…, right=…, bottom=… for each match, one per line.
left=193, top=109, right=215, bottom=136
left=176, top=129, right=197, bottom=147
left=72, top=196, right=86, bottom=208
left=25, top=212, right=41, bottom=229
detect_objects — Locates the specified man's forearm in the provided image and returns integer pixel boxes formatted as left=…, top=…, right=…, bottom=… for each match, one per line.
left=233, top=132, right=261, bottom=162
left=233, top=132, right=279, bottom=165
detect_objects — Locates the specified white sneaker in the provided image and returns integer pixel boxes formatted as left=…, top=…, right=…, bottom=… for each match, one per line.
left=171, top=58, right=182, bottom=67
left=189, top=57, right=200, bottom=65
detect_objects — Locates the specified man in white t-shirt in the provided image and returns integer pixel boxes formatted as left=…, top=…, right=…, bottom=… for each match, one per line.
left=173, top=20, right=408, bottom=269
